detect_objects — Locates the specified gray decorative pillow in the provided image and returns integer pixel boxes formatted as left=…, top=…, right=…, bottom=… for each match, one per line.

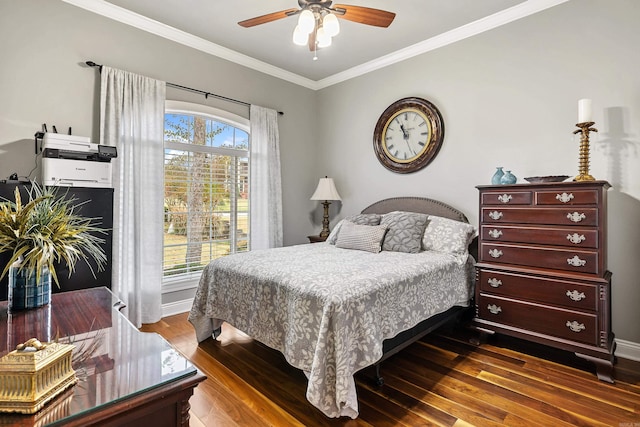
left=335, top=221, right=388, bottom=253
left=380, top=211, right=428, bottom=253
left=422, top=215, right=476, bottom=255
left=327, top=213, right=382, bottom=244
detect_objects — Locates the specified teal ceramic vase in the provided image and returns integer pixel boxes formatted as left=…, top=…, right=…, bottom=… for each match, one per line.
left=491, top=167, right=504, bottom=185
left=500, top=170, right=517, bottom=185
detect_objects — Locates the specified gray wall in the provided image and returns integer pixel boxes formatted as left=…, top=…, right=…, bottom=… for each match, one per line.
left=0, top=0, right=321, bottom=307
left=0, top=0, right=320, bottom=247
left=316, top=0, right=640, bottom=343
left=1, top=1, right=639, bottom=344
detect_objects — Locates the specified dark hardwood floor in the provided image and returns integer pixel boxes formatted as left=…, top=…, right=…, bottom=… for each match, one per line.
left=141, top=314, right=640, bottom=426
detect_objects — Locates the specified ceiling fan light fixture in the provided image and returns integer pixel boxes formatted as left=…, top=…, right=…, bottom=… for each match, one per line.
left=292, top=25, right=308, bottom=45
left=298, top=9, right=315, bottom=34
left=316, top=27, right=332, bottom=48
left=322, top=13, right=340, bottom=37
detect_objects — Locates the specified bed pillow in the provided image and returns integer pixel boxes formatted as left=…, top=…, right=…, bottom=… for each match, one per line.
left=326, top=220, right=344, bottom=244
left=335, top=221, right=388, bottom=253
left=380, top=211, right=429, bottom=253
left=327, top=213, right=382, bottom=244
left=422, top=215, right=476, bottom=255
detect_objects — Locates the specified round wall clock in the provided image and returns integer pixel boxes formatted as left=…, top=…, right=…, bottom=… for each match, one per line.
left=373, top=97, right=445, bottom=173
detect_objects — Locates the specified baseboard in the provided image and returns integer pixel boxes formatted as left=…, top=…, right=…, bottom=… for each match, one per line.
left=162, top=298, right=193, bottom=318
left=615, top=338, right=640, bottom=362
left=159, top=299, right=640, bottom=363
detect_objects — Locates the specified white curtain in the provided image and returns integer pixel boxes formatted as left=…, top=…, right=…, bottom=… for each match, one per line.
left=100, top=66, right=166, bottom=327
left=249, top=105, right=283, bottom=249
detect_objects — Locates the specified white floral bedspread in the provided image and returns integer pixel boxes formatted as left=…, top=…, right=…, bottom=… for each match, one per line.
left=188, top=243, right=474, bottom=418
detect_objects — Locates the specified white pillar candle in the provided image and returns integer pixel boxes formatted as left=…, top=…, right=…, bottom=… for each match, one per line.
left=578, top=99, right=592, bottom=123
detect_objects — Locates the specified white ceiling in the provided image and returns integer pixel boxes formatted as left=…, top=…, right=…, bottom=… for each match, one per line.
left=63, top=0, right=569, bottom=89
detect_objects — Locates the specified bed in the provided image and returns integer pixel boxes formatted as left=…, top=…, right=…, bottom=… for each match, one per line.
left=188, top=197, right=477, bottom=418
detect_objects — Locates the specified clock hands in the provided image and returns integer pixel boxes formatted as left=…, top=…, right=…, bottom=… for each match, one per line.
left=400, top=124, right=409, bottom=140
left=391, top=113, right=427, bottom=158
left=399, top=123, right=417, bottom=156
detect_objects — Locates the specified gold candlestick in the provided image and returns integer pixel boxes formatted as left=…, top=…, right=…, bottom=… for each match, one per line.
left=573, top=121, right=597, bottom=181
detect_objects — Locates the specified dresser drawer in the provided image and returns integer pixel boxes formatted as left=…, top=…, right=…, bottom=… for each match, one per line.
left=477, top=269, right=598, bottom=311
left=480, top=243, right=601, bottom=275
left=478, top=295, right=598, bottom=346
left=535, top=189, right=600, bottom=206
left=481, top=207, right=598, bottom=226
left=480, top=225, right=598, bottom=249
left=481, top=191, right=532, bottom=206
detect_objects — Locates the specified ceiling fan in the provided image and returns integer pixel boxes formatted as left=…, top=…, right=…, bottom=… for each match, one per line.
left=238, top=0, right=395, bottom=54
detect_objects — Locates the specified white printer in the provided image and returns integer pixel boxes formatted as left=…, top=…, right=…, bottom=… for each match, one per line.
left=42, top=133, right=117, bottom=188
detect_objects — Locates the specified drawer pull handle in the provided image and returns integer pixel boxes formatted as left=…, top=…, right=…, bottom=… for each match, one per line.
left=556, top=192, right=575, bottom=203
left=567, top=212, right=587, bottom=223
left=488, top=211, right=504, bottom=220
left=498, top=194, right=513, bottom=203
left=488, top=278, right=502, bottom=288
left=566, top=321, right=586, bottom=333
left=488, top=249, right=503, bottom=258
left=567, top=255, right=587, bottom=267
left=566, top=233, right=586, bottom=244
left=566, top=290, right=586, bottom=301
left=488, top=229, right=503, bottom=238
left=487, top=304, right=502, bottom=315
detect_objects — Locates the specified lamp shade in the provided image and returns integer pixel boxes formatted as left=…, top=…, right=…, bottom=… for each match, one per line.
left=316, top=27, right=332, bottom=48
left=298, top=10, right=315, bottom=34
left=323, top=13, right=340, bottom=37
left=310, top=177, right=341, bottom=201
left=292, top=25, right=308, bottom=46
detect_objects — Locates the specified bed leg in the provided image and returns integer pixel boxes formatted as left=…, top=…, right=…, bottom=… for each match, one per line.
left=374, top=364, right=384, bottom=386
left=212, top=326, right=222, bottom=339
left=469, top=329, right=491, bottom=346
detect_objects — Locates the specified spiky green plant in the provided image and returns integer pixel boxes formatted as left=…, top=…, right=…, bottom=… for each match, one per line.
left=0, top=182, right=107, bottom=285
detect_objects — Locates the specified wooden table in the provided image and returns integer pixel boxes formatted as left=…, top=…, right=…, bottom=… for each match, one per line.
left=0, top=287, right=206, bottom=426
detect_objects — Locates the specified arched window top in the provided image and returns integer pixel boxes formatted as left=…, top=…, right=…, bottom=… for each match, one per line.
left=166, top=100, right=249, bottom=132
left=165, top=100, right=250, bottom=151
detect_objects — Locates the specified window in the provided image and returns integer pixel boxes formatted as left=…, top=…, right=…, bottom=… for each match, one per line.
left=163, top=101, right=250, bottom=282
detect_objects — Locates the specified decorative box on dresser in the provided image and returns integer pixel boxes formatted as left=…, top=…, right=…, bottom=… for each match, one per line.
left=472, top=181, right=615, bottom=382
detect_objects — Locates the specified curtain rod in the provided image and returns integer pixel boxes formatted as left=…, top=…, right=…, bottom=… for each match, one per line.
left=85, top=61, right=283, bottom=115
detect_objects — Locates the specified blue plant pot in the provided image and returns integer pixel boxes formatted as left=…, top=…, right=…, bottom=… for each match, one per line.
left=8, top=265, right=52, bottom=311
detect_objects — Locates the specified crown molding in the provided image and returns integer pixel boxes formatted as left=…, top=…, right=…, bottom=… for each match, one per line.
left=61, top=0, right=320, bottom=90
left=316, top=0, right=570, bottom=89
left=62, top=0, right=568, bottom=91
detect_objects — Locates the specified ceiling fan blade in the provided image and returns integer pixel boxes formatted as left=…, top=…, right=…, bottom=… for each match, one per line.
left=238, top=8, right=299, bottom=28
left=333, top=5, right=396, bottom=28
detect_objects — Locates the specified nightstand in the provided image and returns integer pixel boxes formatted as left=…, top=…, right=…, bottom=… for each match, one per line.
left=307, top=235, right=327, bottom=243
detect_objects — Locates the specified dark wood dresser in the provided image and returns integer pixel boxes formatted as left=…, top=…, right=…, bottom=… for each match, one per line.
left=473, top=181, right=615, bottom=382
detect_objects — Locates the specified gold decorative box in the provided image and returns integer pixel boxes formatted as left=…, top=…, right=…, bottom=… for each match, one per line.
left=0, top=338, right=77, bottom=414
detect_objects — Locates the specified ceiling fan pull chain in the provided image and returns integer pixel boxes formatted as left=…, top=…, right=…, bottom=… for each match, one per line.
left=313, top=24, right=319, bottom=60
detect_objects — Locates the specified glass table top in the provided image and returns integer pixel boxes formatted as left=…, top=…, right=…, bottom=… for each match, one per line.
left=0, top=287, right=198, bottom=426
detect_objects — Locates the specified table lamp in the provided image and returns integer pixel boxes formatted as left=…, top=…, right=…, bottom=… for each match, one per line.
left=310, top=176, right=341, bottom=239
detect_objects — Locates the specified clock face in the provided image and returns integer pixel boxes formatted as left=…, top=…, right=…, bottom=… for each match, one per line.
left=382, top=108, right=431, bottom=163
left=373, top=97, right=444, bottom=174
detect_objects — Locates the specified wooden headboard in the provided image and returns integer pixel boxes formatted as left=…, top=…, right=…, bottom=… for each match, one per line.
left=361, top=196, right=477, bottom=260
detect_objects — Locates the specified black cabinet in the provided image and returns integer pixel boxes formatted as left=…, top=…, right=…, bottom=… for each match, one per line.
left=0, top=184, right=113, bottom=300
